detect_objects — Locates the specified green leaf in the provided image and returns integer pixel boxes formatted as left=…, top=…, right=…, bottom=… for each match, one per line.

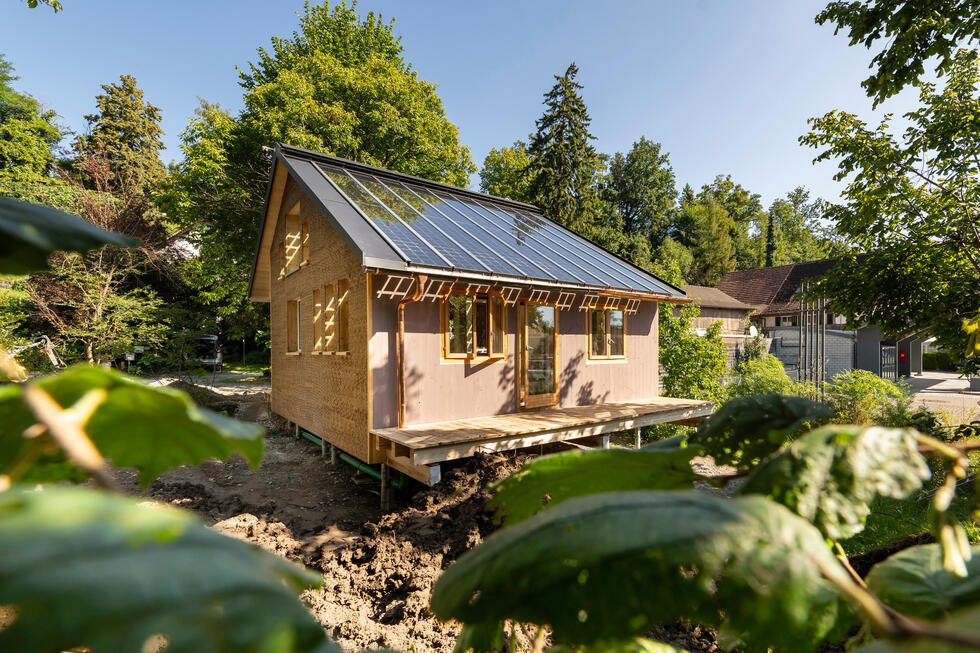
left=850, top=605, right=980, bottom=652
left=431, top=490, right=854, bottom=653
left=738, top=425, right=931, bottom=540
left=488, top=447, right=705, bottom=527
left=0, top=365, right=264, bottom=487
left=0, top=485, right=337, bottom=653
left=688, top=394, right=832, bottom=471
left=0, top=197, right=138, bottom=274
left=548, top=639, right=690, bottom=653
left=866, top=543, right=980, bottom=620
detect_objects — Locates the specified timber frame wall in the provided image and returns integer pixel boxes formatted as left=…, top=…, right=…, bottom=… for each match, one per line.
left=269, top=177, right=374, bottom=463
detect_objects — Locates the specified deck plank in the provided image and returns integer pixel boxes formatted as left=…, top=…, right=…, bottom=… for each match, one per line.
left=371, top=397, right=715, bottom=457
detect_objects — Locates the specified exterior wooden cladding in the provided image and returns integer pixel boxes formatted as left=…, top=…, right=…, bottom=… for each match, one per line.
left=269, top=176, right=371, bottom=463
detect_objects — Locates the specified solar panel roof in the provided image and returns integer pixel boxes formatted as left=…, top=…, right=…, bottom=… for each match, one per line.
left=269, top=144, right=685, bottom=299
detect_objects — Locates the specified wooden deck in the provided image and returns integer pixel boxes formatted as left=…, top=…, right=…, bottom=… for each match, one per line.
left=371, top=397, right=714, bottom=485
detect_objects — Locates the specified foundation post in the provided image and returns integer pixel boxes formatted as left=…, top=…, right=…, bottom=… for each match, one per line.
left=600, top=434, right=611, bottom=449
left=330, top=444, right=337, bottom=465
left=320, top=436, right=326, bottom=458
left=293, top=422, right=299, bottom=439
left=380, top=463, right=391, bottom=511
left=634, top=427, right=642, bottom=449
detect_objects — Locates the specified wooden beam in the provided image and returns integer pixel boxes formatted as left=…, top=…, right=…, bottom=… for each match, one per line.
left=384, top=451, right=442, bottom=486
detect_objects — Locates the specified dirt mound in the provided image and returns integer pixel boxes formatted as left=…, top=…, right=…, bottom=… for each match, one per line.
left=304, top=453, right=528, bottom=651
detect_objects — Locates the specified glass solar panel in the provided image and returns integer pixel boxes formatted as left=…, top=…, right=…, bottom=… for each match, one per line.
left=314, top=157, right=680, bottom=295
left=509, top=208, right=672, bottom=294
left=349, top=173, right=487, bottom=273
left=428, top=191, right=590, bottom=286
left=320, top=166, right=449, bottom=268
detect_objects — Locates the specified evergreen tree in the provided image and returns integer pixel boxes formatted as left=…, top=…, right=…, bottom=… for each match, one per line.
left=0, top=55, right=62, bottom=184
left=764, top=211, right=776, bottom=267
left=526, top=63, right=603, bottom=232
left=77, top=75, right=166, bottom=194
left=698, top=175, right=765, bottom=269
left=603, top=136, right=676, bottom=245
left=688, top=197, right=736, bottom=285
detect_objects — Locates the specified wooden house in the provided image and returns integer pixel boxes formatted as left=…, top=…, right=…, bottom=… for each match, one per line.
left=248, top=144, right=713, bottom=491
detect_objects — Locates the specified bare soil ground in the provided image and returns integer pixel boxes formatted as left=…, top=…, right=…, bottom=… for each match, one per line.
left=116, top=381, right=735, bottom=652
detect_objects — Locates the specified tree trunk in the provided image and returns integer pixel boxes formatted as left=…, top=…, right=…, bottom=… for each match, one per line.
left=85, top=341, right=94, bottom=365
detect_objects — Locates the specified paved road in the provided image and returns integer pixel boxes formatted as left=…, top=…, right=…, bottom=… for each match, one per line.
left=906, top=371, right=980, bottom=424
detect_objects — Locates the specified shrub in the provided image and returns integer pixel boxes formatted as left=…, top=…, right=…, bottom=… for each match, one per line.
left=727, top=354, right=804, bottom=399
left=923, top=351, right=955, bottom=371
left=823, top=369, right=909, bottom=425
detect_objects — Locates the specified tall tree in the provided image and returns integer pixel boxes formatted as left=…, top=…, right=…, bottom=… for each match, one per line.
left=697, top=175, right=765, bottom=269
left=763, top=187, right=841, bottom=266
left=802, top=48, right=980, bottom=358
left=479, top=141, right=532, bottom=202
left=0, top=55, right=61, bottom=184
left=603, top=136, right=677, bottom=246
left=164, top=1, right=475, bottom=340
left=687, top=197, right=736, bottom=286
left=817, top=0, right=980, bottom=106
left=526, top=63, right=604, bottom=233
left=28, top=150, right=171, bottom=363
left=76, top=75, right=166, bottom=194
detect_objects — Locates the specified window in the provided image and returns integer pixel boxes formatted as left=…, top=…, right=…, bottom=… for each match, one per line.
left=284, top=203, right=301, bottom=274
left=313, top=288, right=323, bottom=351
left=287, top=299, right=301, bottom=353
left=442, top=292, right=506, bottom=360
left=323, top=284, right=335, bottom=351
left=588, top=308, right=626, bottom=359
left=337, top=278, right=349, bottom=352
left=301, top=222, right=309, bottom=265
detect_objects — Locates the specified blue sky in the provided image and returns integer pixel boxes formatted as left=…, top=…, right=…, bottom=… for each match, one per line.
left=3, top=0, right=920, bottom=207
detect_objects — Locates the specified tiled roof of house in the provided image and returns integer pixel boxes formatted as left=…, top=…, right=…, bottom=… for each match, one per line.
left=680, top=285, right=754, bottom=311
left=717, top=259, right=839, bottom=316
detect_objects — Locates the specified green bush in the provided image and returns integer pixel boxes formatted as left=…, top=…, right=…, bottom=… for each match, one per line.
left=923, top=351, right=955, bottom=371
left=823, top=369, right=909, bottom=425
left=727, top=354, right=805, bottom=399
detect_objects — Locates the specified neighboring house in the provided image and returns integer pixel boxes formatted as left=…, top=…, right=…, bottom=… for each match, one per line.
left=679, top=285, right=755, bottom=367
left=717, top=260, right=924, bottom=380
left=247, top=144, right=713, bottom=495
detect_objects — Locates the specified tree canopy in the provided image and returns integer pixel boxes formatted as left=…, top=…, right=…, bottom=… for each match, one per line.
left=164, top=0, right=475, bottom=339
left=77, top=75, right=166, bottom=194
left=0, top=55, right=61, bottom=184
left=603, top=136, right=677, bottom=246
left=479, top=141, right=532, bottom=202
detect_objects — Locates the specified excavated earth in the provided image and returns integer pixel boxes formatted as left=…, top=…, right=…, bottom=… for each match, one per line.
left=115, top=383, right=733, bottom=652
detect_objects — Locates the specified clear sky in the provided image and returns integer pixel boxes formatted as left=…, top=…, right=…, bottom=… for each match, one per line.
left=3, top=0, right=920, bottom=207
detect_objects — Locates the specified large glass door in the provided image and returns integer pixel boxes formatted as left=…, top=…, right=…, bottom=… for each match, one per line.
left=521, top=303, right=558, bottom=408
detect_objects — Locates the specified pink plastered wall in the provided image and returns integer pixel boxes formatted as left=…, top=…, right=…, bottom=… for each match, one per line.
left=370, top=294, right=660, bottom=428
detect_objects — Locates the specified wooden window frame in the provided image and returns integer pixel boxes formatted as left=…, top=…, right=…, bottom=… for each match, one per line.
left=286, top=298, right=301, bottom=354
left=284, top=203, right=301, bottom=276
left=337, top=277, right=349, bottom=353
left=313, top=288, right=323, bottom=352
left=300, top=221, right=309, bottom=267
left=587, top=308, right=627, bottom=361
left=323, top=283, right=336, bottom=353
left=440, top=290, right=507, bottom=363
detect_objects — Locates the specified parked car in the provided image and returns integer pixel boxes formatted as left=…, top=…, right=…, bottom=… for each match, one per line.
left=187, top=334, right=223, bottom=371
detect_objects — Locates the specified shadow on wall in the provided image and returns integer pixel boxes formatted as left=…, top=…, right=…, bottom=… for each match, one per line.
left=496, top=357, right=516, bottom=414
left=558, top=351, right=584, bottom=404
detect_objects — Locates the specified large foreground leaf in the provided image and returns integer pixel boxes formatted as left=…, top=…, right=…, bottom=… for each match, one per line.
left=738, top=425, right=930, bottom=540
left=0, top=197, right=137, bottom=274
left=0, top=365, right=264, bottom=486
left=688, top=394, right=831, bottom=470
left=0, top=485, right=336, bottom=652
left=850, top=605, right=980, bottom=653
left=866, top=543, right=980, bottom=620
left=432, top=490, right=853, bottom=653
left=488, top=446, right=705, bottom=526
